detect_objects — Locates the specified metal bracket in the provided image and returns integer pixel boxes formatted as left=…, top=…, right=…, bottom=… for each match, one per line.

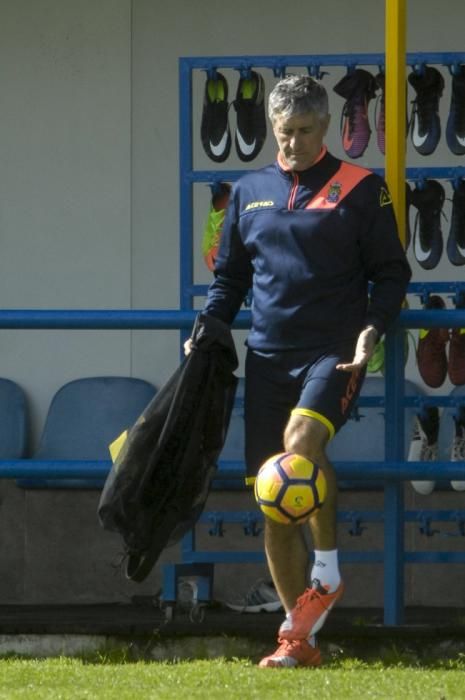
left=348, top=515, right=366, bottom=536
left=242, top=512, right=262, bottom=537
left=306, top=64, right=328, bottom=80
left=456, top=518, right=465, bottom=537
left=449, top=62, right=464, bottom=76
left=349, top=406, right=363, bottom=422
left=442, top=515, right=465, bottom=538
left=418, top=516, right=439, bottom=537
left=237, top=64, right=253, bottom=80
left=208, top=513, right=225, bottom=537
left=272, top=64, right=287, bottom=78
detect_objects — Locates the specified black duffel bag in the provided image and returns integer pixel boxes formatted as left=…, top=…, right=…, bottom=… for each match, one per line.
left=98, top=314, right=238, bottom=582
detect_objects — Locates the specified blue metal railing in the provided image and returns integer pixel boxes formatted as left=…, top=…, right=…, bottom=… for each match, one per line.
left=180, top=51, right=465, bottom=75
left=1, top=305, right=462, bottom=331
left=0, top=51, right=462, bottom=621
left=1, top=306, right=465, bottom=624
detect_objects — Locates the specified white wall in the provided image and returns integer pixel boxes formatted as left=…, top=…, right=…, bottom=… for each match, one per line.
left=0, top=0, right=132, bottom=443
left=1, top=0, right=464, bottom=443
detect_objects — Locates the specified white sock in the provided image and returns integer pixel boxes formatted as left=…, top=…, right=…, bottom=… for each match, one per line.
left=310, top=549, right=341, bottom=593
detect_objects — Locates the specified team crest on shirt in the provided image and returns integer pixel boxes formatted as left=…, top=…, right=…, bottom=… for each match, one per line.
left=326, top=181, right=342, bottom=203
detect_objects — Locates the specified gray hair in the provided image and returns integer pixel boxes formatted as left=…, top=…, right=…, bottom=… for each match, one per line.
left=268, top=74, right=329, bottom=123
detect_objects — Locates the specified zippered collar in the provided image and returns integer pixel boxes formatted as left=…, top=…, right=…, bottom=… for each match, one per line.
left=276, top=146, right=328, bottom=175
left=278, top=147, right=329, bottom=209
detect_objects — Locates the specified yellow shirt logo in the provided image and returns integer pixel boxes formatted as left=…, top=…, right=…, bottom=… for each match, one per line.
left=244, top=200, right=274, bottom=211
left=380, top=187, right=392, bottom=207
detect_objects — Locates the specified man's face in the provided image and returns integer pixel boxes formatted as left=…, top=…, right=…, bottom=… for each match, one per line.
left=272, top=111, right=330, bottom=171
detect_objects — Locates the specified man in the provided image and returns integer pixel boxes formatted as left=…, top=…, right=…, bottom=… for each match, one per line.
left=187, top=75, right=411, bottom=668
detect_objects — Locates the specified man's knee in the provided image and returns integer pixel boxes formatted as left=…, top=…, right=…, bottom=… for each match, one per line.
left=265, top=515, right=297, bottom=535
left=284, top=414, right=329, bottom=462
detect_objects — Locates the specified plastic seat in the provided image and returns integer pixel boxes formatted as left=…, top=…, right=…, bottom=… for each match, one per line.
left=0, top=378, right=28, bottom=458
left=19, top=376, right=157, bottom=489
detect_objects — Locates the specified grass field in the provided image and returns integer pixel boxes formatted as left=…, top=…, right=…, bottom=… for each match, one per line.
left=0, top=656, right=464, bottom=700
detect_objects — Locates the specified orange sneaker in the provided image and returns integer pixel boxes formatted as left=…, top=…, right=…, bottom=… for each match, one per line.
left=279, top=580, right=344, bottom=641
left=258, top=637, right=321, bottom=668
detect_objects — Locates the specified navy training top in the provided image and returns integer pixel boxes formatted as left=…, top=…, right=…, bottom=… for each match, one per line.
left=204, top=149, right=412, bottom=351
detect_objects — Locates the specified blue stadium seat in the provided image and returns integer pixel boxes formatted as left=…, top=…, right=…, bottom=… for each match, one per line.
left=18, top=376, right=157, bottom=489
left=0, top=378, right=28, bottom=458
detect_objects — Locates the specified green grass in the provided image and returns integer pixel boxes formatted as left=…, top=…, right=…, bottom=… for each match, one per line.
left=0, top=656, right=464, bottom=700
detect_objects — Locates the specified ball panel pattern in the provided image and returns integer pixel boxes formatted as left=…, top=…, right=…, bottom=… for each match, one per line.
left=254, top=452, right=327, bottom=525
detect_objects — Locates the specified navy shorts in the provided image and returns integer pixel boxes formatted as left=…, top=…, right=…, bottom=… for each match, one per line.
left=244, top=344, right=366, bottom=480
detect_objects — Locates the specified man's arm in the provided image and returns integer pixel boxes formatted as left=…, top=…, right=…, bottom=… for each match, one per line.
left=359, top=177, right=412, bottom=338
left=337, top=177, right=411, bottom=372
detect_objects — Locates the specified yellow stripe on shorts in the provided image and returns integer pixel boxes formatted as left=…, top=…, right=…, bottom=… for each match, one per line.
left=291, top=407, right=335, bottom=440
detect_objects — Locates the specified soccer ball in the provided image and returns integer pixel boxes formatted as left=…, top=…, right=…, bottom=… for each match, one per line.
left=254, top=452, right=327, bottom=525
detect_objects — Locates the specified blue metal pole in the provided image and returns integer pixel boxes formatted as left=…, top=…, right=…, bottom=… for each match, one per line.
left=0, top=305, right=451, bottom=332
left=0, top=460, right=110, bottom=478
left=0, top=458, right=463, bottom=481
left=383, top=326, right=406, bottom=625
left=191, top=167, right=465, bottom=184
left=0, top=309, right=252, bottom=330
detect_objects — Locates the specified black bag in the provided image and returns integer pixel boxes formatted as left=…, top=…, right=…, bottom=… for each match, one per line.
left=98, top=314, right=238, bottom=582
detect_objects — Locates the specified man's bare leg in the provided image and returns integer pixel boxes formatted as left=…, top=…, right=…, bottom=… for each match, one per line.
left=264, top=518, right=308, bottom=613
left=284, top=414, right=337, bottom=550
left=270, top=413, right=343, bottom=641
left=256, top=398, right=345, bottom=666
left=264, top=415, right=337, bottom=608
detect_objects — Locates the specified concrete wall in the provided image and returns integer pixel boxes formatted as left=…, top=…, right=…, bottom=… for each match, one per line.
left=0, top=0, right=464, bottom=606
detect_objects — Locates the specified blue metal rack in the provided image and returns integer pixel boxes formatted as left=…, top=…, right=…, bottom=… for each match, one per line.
left=0, top=306, right=463, bottom=623
left=175, top=51, right=465, bottom=625
left=179, top=51, right=465, bottom=314
left=0, top=56, right=462, bottom=624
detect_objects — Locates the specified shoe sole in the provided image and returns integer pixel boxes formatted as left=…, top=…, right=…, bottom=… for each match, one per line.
left=225, top=601, right=283, bottom=613
left=259, top=656, right=321, bottom=668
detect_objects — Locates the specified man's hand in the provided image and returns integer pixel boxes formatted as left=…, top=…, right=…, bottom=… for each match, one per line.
left=183, top=338, right=194, bottom=356
left=336, top=326, right=379, bottom=372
